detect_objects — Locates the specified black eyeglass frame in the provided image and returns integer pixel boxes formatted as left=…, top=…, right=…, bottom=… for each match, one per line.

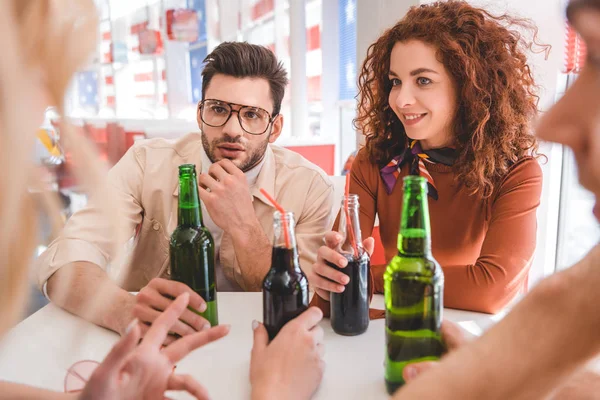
left=198, top=99, right=278, bottom=135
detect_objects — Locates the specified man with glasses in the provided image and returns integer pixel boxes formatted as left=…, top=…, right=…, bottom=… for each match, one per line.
left=36, top=42, right=335, bottom=341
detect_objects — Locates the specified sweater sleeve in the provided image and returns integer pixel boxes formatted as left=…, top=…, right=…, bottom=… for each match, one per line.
left=443, top=158, right=543, bottom=314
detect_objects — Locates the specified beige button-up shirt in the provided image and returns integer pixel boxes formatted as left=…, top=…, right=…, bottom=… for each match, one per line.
left=36, top=132, right=335, bottom=292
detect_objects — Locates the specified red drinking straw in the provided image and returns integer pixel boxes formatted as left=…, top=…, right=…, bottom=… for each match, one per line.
left=344, top=173, right=359, bottom=257
left=260, top=188, right=291, bottom=248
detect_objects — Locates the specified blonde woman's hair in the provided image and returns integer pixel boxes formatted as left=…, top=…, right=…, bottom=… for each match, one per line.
left=0, top=0, right=126, bottom=336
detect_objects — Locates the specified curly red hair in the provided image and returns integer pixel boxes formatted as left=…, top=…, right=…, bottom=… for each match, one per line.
left=355, top=1, right=549, bottom=197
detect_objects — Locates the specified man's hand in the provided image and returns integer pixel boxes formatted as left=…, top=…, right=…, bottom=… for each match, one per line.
left=197, top=159, right=258, bottom=234
left=132, top=278, right=209, bottom=345
left=250, top=307, right=325, bottom=400
left=402, top=320, right=468, bottom=382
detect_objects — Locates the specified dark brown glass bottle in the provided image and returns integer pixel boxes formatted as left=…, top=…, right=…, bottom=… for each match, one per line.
left=262, top=211, right=309, bottom=340
left=328, top=194, right=370, bottom=336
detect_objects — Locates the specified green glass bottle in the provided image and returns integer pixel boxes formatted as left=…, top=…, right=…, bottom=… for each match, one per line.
left=169, top=164, right=218, bottom=326
left=384, top=176, right=444, bottom=394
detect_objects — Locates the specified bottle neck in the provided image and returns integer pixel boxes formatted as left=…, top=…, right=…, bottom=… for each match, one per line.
left=338, top=195, right=364, bottom=256
left=397, top=180, right=432, bottom=257
left=178, top=174, right=204, bottom=227
left=271, top=212, right=300, bottom=272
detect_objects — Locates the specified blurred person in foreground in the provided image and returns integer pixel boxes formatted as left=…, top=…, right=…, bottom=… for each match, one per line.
left=390, top=0, right=600, bottom=398
left=0, top=1, right=323, bottom=399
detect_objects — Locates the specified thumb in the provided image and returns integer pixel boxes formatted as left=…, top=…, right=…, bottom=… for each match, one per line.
left=99, top=318, right=141, bottom=373
left=251, top=320, right=269, bottom=355
left=402, top=361, right=439, bottom=382
left=363, top=237, right=375, bottom=257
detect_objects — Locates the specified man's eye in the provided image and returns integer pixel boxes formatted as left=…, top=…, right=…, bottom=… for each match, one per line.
left=211, top=106, right=228, bottom=114
left=244, top=111, right=259, bottom=119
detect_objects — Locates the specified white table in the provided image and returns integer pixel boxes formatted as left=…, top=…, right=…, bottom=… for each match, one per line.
left=0, top=293, right=502, bottom=399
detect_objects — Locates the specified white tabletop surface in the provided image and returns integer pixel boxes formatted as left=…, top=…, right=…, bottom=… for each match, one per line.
left=0, top=293, right=503, bottom=399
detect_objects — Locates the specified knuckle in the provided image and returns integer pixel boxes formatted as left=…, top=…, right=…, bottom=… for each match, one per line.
left=136, top=289, right=151, bottom=304
left=132, top=304, right=145, bottom=317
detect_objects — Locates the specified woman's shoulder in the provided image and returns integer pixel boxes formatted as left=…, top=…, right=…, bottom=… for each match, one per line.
left=495, top=156, right=543, bottom=197
left=505, top=156, right=543, bottom=181
left=354, top=147, right=379, bottom=168
left=348, top=147, right=382, bottom=187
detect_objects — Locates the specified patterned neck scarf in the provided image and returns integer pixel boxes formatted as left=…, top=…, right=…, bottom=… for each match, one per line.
left=380, top=140, right=457, bottom=200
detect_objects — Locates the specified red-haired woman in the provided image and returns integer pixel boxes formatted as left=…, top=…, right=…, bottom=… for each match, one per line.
left=308, top=1, right=547, bottom=315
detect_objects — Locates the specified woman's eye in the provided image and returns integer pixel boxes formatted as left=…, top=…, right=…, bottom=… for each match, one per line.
left=417, top=77, right=432, bottom=86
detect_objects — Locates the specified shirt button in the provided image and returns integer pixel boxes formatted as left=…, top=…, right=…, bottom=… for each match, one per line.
left=153, top=222, right=160, bottom=231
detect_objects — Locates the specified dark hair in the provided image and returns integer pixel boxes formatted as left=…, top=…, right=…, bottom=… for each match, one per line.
left=201, top=42, right=289, bottom=116
left=355, top=1, right=549, bottom=198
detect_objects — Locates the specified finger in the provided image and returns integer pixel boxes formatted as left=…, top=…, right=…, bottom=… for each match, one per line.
left=148, top=278, right=207, bottom=313
left=198, top=173, right=220, bottom=191
left=309, top=325, right=325, bottom=346
left=198, top=185, right=216, bottom=206
left=132, top=304, right=199, bottom=337
left=217, top=159, right=243, bottom=176
left=317, top=246, right=349, bottom=270
left=143, top=293, right=189, bottom=348
left=141, top=323, right=179, bottom=346
left=314, top=288, right=331, bottom=301
left=292, top=307, right=323, bottom=330
left=207, top=163, right=229, bottom=181
left=163, top=334, right=178, bottom=346
left=310, top=272, right=345, bottom=293
left=137, top=288, right=209, bottom=331
left=363, top=237, right=375, bottom=257
left=441, top=320, right=467, bottom=351
left=323, top=231, right=343, bottom=248
left=314, top=257, right=349, bottom=284
left=168, top=374, right=210, bottom=400
left=164, top=325, right=231, bottom=364
left=317, top=343, right=326, bottom=358
left=402, top=361, right=439, bottom=382
left=98, top=319, right=141, bottom=373
left=251, top=320, right=269, bottom=356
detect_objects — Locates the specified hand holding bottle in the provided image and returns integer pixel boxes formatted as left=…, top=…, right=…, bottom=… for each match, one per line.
left=131, top=278, right=210, bottom=345
left=309, top=231, right=375, bottom=301
left=250, top=307, right=325, bottom=400
left=400, top=320, right=468, bottom=383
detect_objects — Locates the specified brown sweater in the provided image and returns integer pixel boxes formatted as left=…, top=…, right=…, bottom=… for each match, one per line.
left=312, top=148, right=542, bottom=316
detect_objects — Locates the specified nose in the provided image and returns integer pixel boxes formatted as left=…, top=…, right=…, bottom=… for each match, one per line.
left=393, top=84, right=416, bottom=109
left=222, top=109, right=245, bottom=138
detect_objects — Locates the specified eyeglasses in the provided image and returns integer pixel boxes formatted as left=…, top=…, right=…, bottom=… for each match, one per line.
left=198, top=99, right=277, bottom=135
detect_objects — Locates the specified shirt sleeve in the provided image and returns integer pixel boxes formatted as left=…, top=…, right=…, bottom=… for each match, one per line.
left=443, top=158, right=543, bottom=314
left=34, top=145, right=146, bottom=291
left=295, top=173, right=336, bottom=277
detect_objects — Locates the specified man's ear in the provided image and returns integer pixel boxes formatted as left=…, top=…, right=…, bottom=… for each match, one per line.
left=268, top=114, right=284, bottom=143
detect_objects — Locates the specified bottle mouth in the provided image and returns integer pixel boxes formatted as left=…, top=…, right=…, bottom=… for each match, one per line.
left=273, top=211, right=294, bottom=221
left=178, top=163, right=196, bottom=176
left=402, top=175, right=427, bottom=188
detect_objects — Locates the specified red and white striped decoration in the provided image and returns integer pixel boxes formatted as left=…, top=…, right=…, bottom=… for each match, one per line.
left=132, top=58, right=168, bottom=105
left=100, top=20, right=112, bottom=64
left=564, top=22, right=587, bottom=74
